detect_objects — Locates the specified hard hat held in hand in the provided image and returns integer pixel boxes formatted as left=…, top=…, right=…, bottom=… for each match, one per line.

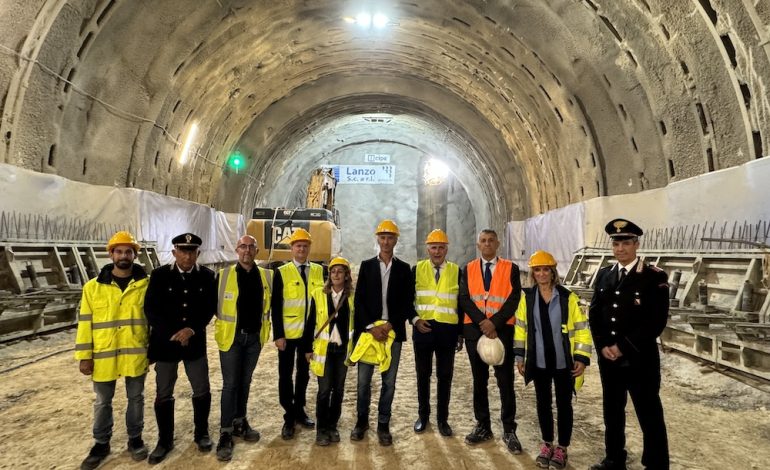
left=425, top=228, right=449, bottom=244
left=375, top=219, right=400, bottom=236
left=477, top=335, right=505, bottom=366
left=107, top=231, right=141, bottom=253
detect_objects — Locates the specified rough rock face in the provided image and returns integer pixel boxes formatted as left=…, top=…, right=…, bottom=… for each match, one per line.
left=0, top=0, right=768, bottom=248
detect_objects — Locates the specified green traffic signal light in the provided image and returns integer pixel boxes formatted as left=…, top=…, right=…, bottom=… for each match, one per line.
left=228, top=152, right=245, bottom=172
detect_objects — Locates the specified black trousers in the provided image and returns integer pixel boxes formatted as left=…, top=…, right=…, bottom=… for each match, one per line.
left=414, top=340, right=455, bottom=423
left=532, top=367, right=573, bottom=446
left=598, top=356, right=669, bottom=469
left=278, top=338, right=310, bottom=424
left=465, top=332, right=516, bottom=432
left=315, top=345, right=348, bottom=431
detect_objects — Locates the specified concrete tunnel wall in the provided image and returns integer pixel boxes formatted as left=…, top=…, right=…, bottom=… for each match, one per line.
left=1, top=0, right=769, bottom=261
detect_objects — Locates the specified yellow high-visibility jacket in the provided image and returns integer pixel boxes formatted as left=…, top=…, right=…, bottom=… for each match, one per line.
left=414, top=260, right=459, bottom=324
left=349, top=320, right=395, bottom=372
left=278, top=262, right=324, bottom=339
left=513, top=285, right=592, bottom=391
left=75, top=264, right=149, bottom=382
left=215, top=264, right=272, bottom=351
left=309, top=288, right=355, bottom=377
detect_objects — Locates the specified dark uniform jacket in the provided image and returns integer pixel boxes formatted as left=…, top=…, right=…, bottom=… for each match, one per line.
left=145, top=263, right=217, bottom=362
left=588, top=261, right=669, bottom=366
left=354, top=256, right=415, bottom=343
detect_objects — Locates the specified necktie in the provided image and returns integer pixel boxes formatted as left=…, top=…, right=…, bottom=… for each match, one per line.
left=299, top=265, right=308, bottom=314
left=483, top=262, right=492, bottom=291
left=434, top=266, right=441, bottom=284
left=618, top=267, right=627, bottom=286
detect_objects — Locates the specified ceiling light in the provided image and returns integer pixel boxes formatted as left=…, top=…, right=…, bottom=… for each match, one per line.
left=179, top=122, right=198, bottom=165
left=423, top=159, right=450, bottom=186
left=372, top=13, right=389, bottom=28
left=356, top=12, right=372, bottom=28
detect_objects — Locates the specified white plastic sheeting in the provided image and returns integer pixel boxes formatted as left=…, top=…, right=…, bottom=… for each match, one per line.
left=0, top=163, right=243, bottom=265
left=509, top=157, right=770, bottom=275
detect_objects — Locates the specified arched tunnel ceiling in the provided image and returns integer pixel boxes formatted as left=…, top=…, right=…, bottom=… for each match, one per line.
left=1, top=0, right=769, bottom=220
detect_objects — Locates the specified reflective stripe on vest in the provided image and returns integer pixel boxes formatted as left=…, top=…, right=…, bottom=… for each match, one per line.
left=464, top=258, right=515, bottom=325
left=414, top=260, right=459, bottom=324
left=215, top=265, right=272, bottom=351
left=278, top=263, right=324, bottom=340
left=310, top=289, right=355, bottom=378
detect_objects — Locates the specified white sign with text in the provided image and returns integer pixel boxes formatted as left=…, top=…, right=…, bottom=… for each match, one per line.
left=329, top=165, right=395, bottom=184
left=364, top=153, right=391, bottom=163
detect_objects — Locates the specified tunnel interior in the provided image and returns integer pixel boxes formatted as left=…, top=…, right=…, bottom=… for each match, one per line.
left=1, top=0, right=769, bottom=263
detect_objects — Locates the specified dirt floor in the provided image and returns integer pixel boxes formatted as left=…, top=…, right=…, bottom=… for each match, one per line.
left=1, top=329, right=768, bottom=470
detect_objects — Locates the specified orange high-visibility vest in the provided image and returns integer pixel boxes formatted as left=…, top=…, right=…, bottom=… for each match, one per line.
left=465, top=258, right=515, bottom=325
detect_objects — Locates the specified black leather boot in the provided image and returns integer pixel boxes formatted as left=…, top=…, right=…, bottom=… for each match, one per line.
left=192, top=393, right=213, bottom=452
left=148, top=399, right=174, bottom=465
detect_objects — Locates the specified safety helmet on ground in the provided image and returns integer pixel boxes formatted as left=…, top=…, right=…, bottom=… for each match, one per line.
left=329, top=257, right=351, bottom=270
left=289, top=228, right=312, bottom=244
left=425, top=229, right=449, bottom=245
left=375, top=219, right=400, bottom=236
left=476, top=335, right=505, bottom=366
left=528, top=250, right=557, bottom=268
left=107, top=231, right=141, bottom=253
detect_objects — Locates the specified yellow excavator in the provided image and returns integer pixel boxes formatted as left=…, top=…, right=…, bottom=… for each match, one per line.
left=247, top=168, right=340, bottom=266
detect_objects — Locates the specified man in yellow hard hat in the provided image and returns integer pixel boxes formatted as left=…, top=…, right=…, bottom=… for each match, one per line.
left=351, top=219, right=415, bottom=446
left=271, top=227, right=325, bottom=439
left=411, top=229, right=463, bottom=437
left=76, top=231, right=150, bottom=470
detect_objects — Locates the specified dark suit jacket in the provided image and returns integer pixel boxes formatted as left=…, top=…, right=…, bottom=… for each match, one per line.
left=145, top=264, right=217, bottom=362
left=354, top=256, right=415, bottom=342
left=458, top=259, right=522, bottom=341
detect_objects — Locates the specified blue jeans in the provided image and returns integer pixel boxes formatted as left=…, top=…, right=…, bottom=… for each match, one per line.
left=219, top=332, right=262, bottom=432
left=92, top=374, right=146, bottom=443
left=356, top=341, right=402, bottom=425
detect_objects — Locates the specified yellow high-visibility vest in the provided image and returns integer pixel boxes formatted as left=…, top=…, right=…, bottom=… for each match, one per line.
left=309, top=288, right=354, bottom=377
left=75, top=271, right=149, bottom=382
left=215, top=264, right=272, bottom=351
left=415, top=260, right=459, bottom=324
left=278, top=262, right=324, bottom=339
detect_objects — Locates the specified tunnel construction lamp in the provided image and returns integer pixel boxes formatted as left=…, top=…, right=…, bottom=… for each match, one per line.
left=227, top=151, right=245, bottom=173
left=344, top=12, right=389, bottom=28
left=179, top=122, right=199, bottom=165
left=356, top=12, right=372, bottom=28
left=372, top=13, right=389, bottom=28
left=423, top=158, right=449, bottom=186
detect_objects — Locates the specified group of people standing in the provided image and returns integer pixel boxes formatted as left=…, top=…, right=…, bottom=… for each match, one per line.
left=75, top=217, right=670, bottom=470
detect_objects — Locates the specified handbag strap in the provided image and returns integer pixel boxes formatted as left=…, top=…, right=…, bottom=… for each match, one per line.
left=314, top=292, right=347, bottom=339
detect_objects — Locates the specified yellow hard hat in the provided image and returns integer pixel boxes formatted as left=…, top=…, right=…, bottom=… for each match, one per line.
left=329, top=257, right=351, bottom=270
left=107, top=231, right=141, bottom=253
left=528, top=250, right=557, bottom=267
left=375, top=219, right=400, bottom=236
left=425, top=229, right=449, bottom=244
left=289, top=228, right=312, bottom=244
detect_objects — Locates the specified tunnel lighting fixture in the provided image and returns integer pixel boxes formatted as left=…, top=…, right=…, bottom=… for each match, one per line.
left=227, top=151, right=246, bottom=173
left=179, top=122, right=199, bottom=165
left=344, top=12, right=390, bottom=29
left=423, top=158, right=450, bottom=186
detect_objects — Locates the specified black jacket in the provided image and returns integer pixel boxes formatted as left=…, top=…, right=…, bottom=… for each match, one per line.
left=458, top=259, right=522, bottom=341
left=589, top=260, right=669, bottom=365
left=145, top=264, right=217, bottom=362
left=354, top=256, right=415, bottom=342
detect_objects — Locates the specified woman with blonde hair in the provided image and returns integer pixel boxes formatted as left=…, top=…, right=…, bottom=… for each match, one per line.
left=513, top=251, right=592, bottom=470
left=303, top=257, right=355, bottom=446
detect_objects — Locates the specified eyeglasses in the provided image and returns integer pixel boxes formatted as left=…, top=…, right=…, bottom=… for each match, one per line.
left=238, top=244, right=257, bottom=250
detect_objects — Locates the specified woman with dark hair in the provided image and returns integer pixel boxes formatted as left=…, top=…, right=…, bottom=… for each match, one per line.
left=513, top=251, right=592, bottom=470
left=303, top=257, right=355, bottom=446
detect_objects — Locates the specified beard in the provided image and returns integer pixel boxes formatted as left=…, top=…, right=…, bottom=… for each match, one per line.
left=115, top=259, right=132, bottom=269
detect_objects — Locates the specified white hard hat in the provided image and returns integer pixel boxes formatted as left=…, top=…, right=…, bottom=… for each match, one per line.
left=476, top=335, right=505, bottom=366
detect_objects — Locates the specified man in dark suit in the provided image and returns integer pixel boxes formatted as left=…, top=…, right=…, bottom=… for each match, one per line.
left=350, top=219, right=415, bottom=446
left=144, top=233, right=217, bottom=464
left=458, top=229, right=523, bottom=453
left=589, top=219, right=670, bottom=470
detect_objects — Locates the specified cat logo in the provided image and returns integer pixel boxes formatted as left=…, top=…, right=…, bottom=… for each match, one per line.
left=265, top=222, right=310, bottom=250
